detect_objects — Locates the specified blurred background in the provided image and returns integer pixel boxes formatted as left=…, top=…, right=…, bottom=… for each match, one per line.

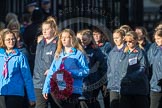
left=0, top=0, right=162, bottom=33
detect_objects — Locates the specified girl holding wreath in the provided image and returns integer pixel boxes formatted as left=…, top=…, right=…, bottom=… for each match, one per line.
left=42, top=29, right=89, bottom=108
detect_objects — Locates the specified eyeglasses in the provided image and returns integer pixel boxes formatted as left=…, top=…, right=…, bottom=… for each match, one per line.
left=5, top=38, right=16, bottom=42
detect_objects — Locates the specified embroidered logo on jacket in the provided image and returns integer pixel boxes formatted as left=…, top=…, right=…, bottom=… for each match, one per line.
left=46, top=51, right=53, bottom=55
left=87, top=53, right=93, bottom=57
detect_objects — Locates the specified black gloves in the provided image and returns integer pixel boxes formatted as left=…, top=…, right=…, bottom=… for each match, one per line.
left=158, top=79, right=162, bottom=93
left=158, top=79, right=162, bottom=86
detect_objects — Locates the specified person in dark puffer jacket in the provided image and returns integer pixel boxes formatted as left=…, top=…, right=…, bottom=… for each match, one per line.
left=92, top=26, right=112, bottom=108
left=77, top=29, right=107, bottom=108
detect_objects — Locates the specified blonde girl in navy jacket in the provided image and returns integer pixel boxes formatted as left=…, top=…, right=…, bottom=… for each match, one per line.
left=42, top=29, right=89, bottom=108
left=147, top=29, right=162, bottom=108
left=0, top=29, right=36, bottom=108
left=120, top=31, right=149, bottom=108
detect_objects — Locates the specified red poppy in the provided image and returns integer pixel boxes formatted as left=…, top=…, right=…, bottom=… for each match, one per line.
left=133, top=49, right=138, bottom=53
left=12, top=50, right=16, bottom=54
left=53, top=40, right=57, bottom=44
left=50, top=69, right=74, bottom=100
left=98, top=43, right=104, bottom=47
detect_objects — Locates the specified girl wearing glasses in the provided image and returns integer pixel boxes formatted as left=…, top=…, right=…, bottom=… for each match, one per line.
left=0, top=29, right=36, bottom=108
left=120, top=31, right=149, bottom=108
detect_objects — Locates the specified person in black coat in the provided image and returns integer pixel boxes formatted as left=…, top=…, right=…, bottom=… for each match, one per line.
left=23, top=8, right=44, bottom=74
left=77, top=29, right=107, bottom=108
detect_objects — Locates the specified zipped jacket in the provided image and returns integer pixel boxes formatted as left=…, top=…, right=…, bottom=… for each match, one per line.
left=0, top=48, right=36, bottom=101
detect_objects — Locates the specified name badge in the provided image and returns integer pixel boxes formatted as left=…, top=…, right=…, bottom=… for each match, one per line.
left=129, top=57, right=137, bottom=65
left=56, top=73, right=66, bottom=90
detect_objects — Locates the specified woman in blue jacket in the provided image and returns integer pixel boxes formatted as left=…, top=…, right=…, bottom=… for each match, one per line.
left=147, top=29, right=162, bottom=108
left=0, top=29, right=36, bottom=108
left=42, top=29, right=89, bottom=108
left=107, top=28, right=125, bottom=108
left=120, top=31, right=149, bottom=108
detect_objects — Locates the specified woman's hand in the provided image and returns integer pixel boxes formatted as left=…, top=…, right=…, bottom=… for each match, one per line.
left=43, top=93, right=48, bottom=100
left=29, top=101, right=36, bottom=107
left=44, top=69, right=49, bottom=75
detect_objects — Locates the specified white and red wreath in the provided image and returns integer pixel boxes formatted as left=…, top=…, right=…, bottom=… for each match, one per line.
left=50, top=69, right=74, bottom=100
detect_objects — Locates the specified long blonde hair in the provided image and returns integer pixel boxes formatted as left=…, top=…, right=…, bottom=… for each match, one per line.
left=55, top=29, right=85, bottom=59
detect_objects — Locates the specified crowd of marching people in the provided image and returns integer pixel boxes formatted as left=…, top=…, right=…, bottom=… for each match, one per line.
left=0, top=0, right=162, bottom=108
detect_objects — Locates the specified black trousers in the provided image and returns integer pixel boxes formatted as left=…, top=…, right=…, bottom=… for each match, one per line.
left=101, top=88, right=110, bottom=108
left=0, top=95, right=24, bottom=108
left=51, top=93, right=81, bottom=108
left=0, top=96, right=6, bottom=108
left=120, top=95, right=149, bottom=108
left=150, top=91, right=162, bottom=108
left=34, top=88, right=58, bottom=108
left=109, top=91, right=120, bottom=108
left=84, top=88, right=101, bottom=108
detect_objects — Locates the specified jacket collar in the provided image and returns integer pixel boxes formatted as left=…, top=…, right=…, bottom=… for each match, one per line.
left=0, top=48, right=20, bottom=57
left=62, top=47, right=77, bottom=56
